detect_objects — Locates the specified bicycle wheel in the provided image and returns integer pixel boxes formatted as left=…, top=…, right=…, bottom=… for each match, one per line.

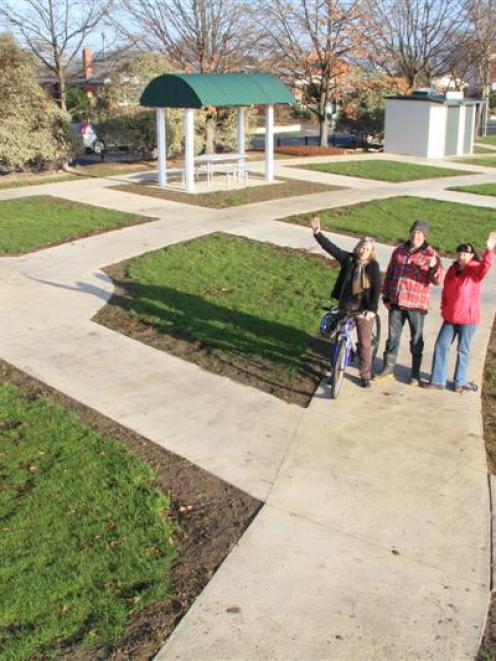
left=330, top=339, right=347, bottom=399
left=371, top=315, right=381, bottom=364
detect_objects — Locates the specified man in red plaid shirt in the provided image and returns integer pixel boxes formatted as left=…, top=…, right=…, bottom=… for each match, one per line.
left=377, top=220, right=444, bottom=383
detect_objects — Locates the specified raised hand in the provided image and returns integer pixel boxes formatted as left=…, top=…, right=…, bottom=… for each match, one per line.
left=310, top=215, right=321, bottom=233
left=487, top=231, right=496, bottom=251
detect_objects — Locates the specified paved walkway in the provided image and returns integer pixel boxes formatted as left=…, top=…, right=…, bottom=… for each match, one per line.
left=1, top=154, right=496, bottom=659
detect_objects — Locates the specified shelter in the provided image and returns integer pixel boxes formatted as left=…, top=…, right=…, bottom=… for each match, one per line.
left=384, top=90, right=480, bottom=159
left=140, top=72, right=294, bottom=192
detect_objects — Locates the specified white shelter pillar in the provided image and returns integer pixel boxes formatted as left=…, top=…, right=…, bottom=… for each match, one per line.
left=237, top=106, right=246, bottom=175
left=265, top=104, right=274, bottom=181
left=184, top=108, right=195, bottom=193
left=156, top=108, right=167, bottom=188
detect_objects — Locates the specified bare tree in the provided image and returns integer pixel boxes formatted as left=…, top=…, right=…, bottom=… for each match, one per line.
left=113, top=0, right=259, bottom=152
left=0, top=0, right=115, bottom=111
left=465, top=0, right=496, bottom=135
left=258, top=0, right=365, bottom=147
left=366, top=0, right=466, bottom=91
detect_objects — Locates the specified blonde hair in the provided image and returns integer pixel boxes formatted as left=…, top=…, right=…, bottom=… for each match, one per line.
left=354, top=237, right=377, bottom=263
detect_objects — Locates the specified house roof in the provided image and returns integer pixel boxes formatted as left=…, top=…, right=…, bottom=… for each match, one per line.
left=140, top=72, right=294, bottom=108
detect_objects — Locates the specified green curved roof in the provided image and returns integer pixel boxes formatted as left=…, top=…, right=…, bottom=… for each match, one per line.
left=140, top=72, right=294, bottom=108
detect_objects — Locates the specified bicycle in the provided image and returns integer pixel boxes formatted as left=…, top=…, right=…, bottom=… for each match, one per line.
left=319, top=307, right=381, bottom=399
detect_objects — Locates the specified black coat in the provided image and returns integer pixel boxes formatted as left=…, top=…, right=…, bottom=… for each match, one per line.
left=314, top=231, right=381, bottom=313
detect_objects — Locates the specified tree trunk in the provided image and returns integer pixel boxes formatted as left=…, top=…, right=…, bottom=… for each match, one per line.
left=318, top=91, right=328, bottom=147
left=56, top=66, right=67, bottom=112
left=205, top=108, right=216, bottom=154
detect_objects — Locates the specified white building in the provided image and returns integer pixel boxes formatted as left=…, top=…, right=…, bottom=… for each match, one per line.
left=384, top=91, right=480, bottom=159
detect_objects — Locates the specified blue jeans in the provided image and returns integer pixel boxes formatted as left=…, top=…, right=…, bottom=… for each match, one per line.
left=384, top=306, right=425, bottom=362
left=430, top=322, right=477, bottom=387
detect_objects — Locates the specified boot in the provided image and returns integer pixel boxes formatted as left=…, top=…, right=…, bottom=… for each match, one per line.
left=376, top=353, right=395, bottom=381
left=410, top=354, right=422, bottom=385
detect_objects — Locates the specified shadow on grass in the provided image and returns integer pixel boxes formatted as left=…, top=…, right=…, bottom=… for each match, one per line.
left=102, top=273, right=329, bottom=405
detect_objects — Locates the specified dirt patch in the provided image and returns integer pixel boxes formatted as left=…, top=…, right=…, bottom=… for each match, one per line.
left=93, top=252, right=334, bottom=408
left=0, top=359, right=260, bottom=660
left=112, top=177, right=342, bottom=209
left=477, top=314, right=496, bottom=659
left=482, top=318, right=496, bottom=473
left=274, top=145, right=348, bottom=157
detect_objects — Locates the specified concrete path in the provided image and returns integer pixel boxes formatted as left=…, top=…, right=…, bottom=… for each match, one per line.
left=1, top=154, right=495, bottom=659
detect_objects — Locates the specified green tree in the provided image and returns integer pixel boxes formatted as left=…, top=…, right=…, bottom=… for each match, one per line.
left=66, top=86, right=91, bottom=122
left=0, top=33, right=74, bottom=173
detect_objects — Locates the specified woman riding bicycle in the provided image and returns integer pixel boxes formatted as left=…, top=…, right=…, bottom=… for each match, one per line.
left=311, top=216, right=381, bottom=388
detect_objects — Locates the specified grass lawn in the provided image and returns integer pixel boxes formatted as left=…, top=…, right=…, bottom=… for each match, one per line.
left=295, top=159, right=474, bottom=182
left=0, top=380, right=176, bottom=658
left=95, top=233, right=338, bottom=405
left=448, top=183, right=496, bottom=198
left=0, top=196, right=150, bottom=254
left=113, top=178, right=342, bottom=208
left=477, top=134, right=496, bottom=146
left=284, top=196, right=496, bottom=255
left=0, top=162, right=157, bottom=190
left=457, top=156, right=496, bottom=168
left=474, top=145, right=496, bottom=154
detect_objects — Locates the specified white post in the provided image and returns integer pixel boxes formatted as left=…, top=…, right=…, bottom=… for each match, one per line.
left=237, top=106, right=246, bottom=176
left=456, top=105, right=466, bottom=156
left=265, top=104, right=274, bottom=182
left=156, top=108, right=167, bottom=188
left=184, top=108, right=195, bottom=193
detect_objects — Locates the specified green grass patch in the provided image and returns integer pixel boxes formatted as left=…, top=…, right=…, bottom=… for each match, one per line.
left=99, top=233, right=338, bottom=405
left=0, top=174, right=78, bottom=190
left=474, top=145, right=496, bottom=154
left=284, top=196, right=496, bottom=255
left=0, top=162, right=157, bottom=190
left=477, top=134, right=496, bottom=146
left=295, top=159, right=474, bottom=182
left=0, top=381, right=176, bottom=658
left=448, top=183, right=496, bottom=198
left=458, top=156, right=496, bottom=168
left=0, top=196, right=149, bottom=254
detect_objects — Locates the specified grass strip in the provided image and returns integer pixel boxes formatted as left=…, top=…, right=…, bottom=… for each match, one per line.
left=477, top=134, right=496, bottom=146
left=458, top=156, right=496, bottom=167
left=0, top=196, right=149, bottom=254
left=294, top=159, right=474, bottom=182
left=283, top=195, right=496, bottom=255
left=0, top=381, right=176, bottom=658
left=0, top=162, right=157, bottom=190
left=448, top=183, right=496, bottom=198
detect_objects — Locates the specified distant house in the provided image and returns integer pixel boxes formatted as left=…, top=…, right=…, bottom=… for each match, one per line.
left=39, top=47, right=143, bottom=106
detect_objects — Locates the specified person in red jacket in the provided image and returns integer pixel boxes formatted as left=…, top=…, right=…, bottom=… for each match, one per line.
left=422, top=231, right=496, bottom=393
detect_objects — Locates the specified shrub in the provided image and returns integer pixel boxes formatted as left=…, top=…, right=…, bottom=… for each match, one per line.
left=0, top=33, right=74, bottom=173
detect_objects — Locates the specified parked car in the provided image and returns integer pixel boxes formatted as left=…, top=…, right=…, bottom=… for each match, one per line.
left=72, top=121, right=105, bottom=154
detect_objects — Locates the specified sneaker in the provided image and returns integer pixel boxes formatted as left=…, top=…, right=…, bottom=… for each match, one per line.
left=360, top=377, right=371, bottom=388
left=463, top=382, right=478, bottom=392
left=421, top=382, right=444, bottom=391
left=375, top=365, right=395, bottom=381
left=454, top=386, right=464, bottom=394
